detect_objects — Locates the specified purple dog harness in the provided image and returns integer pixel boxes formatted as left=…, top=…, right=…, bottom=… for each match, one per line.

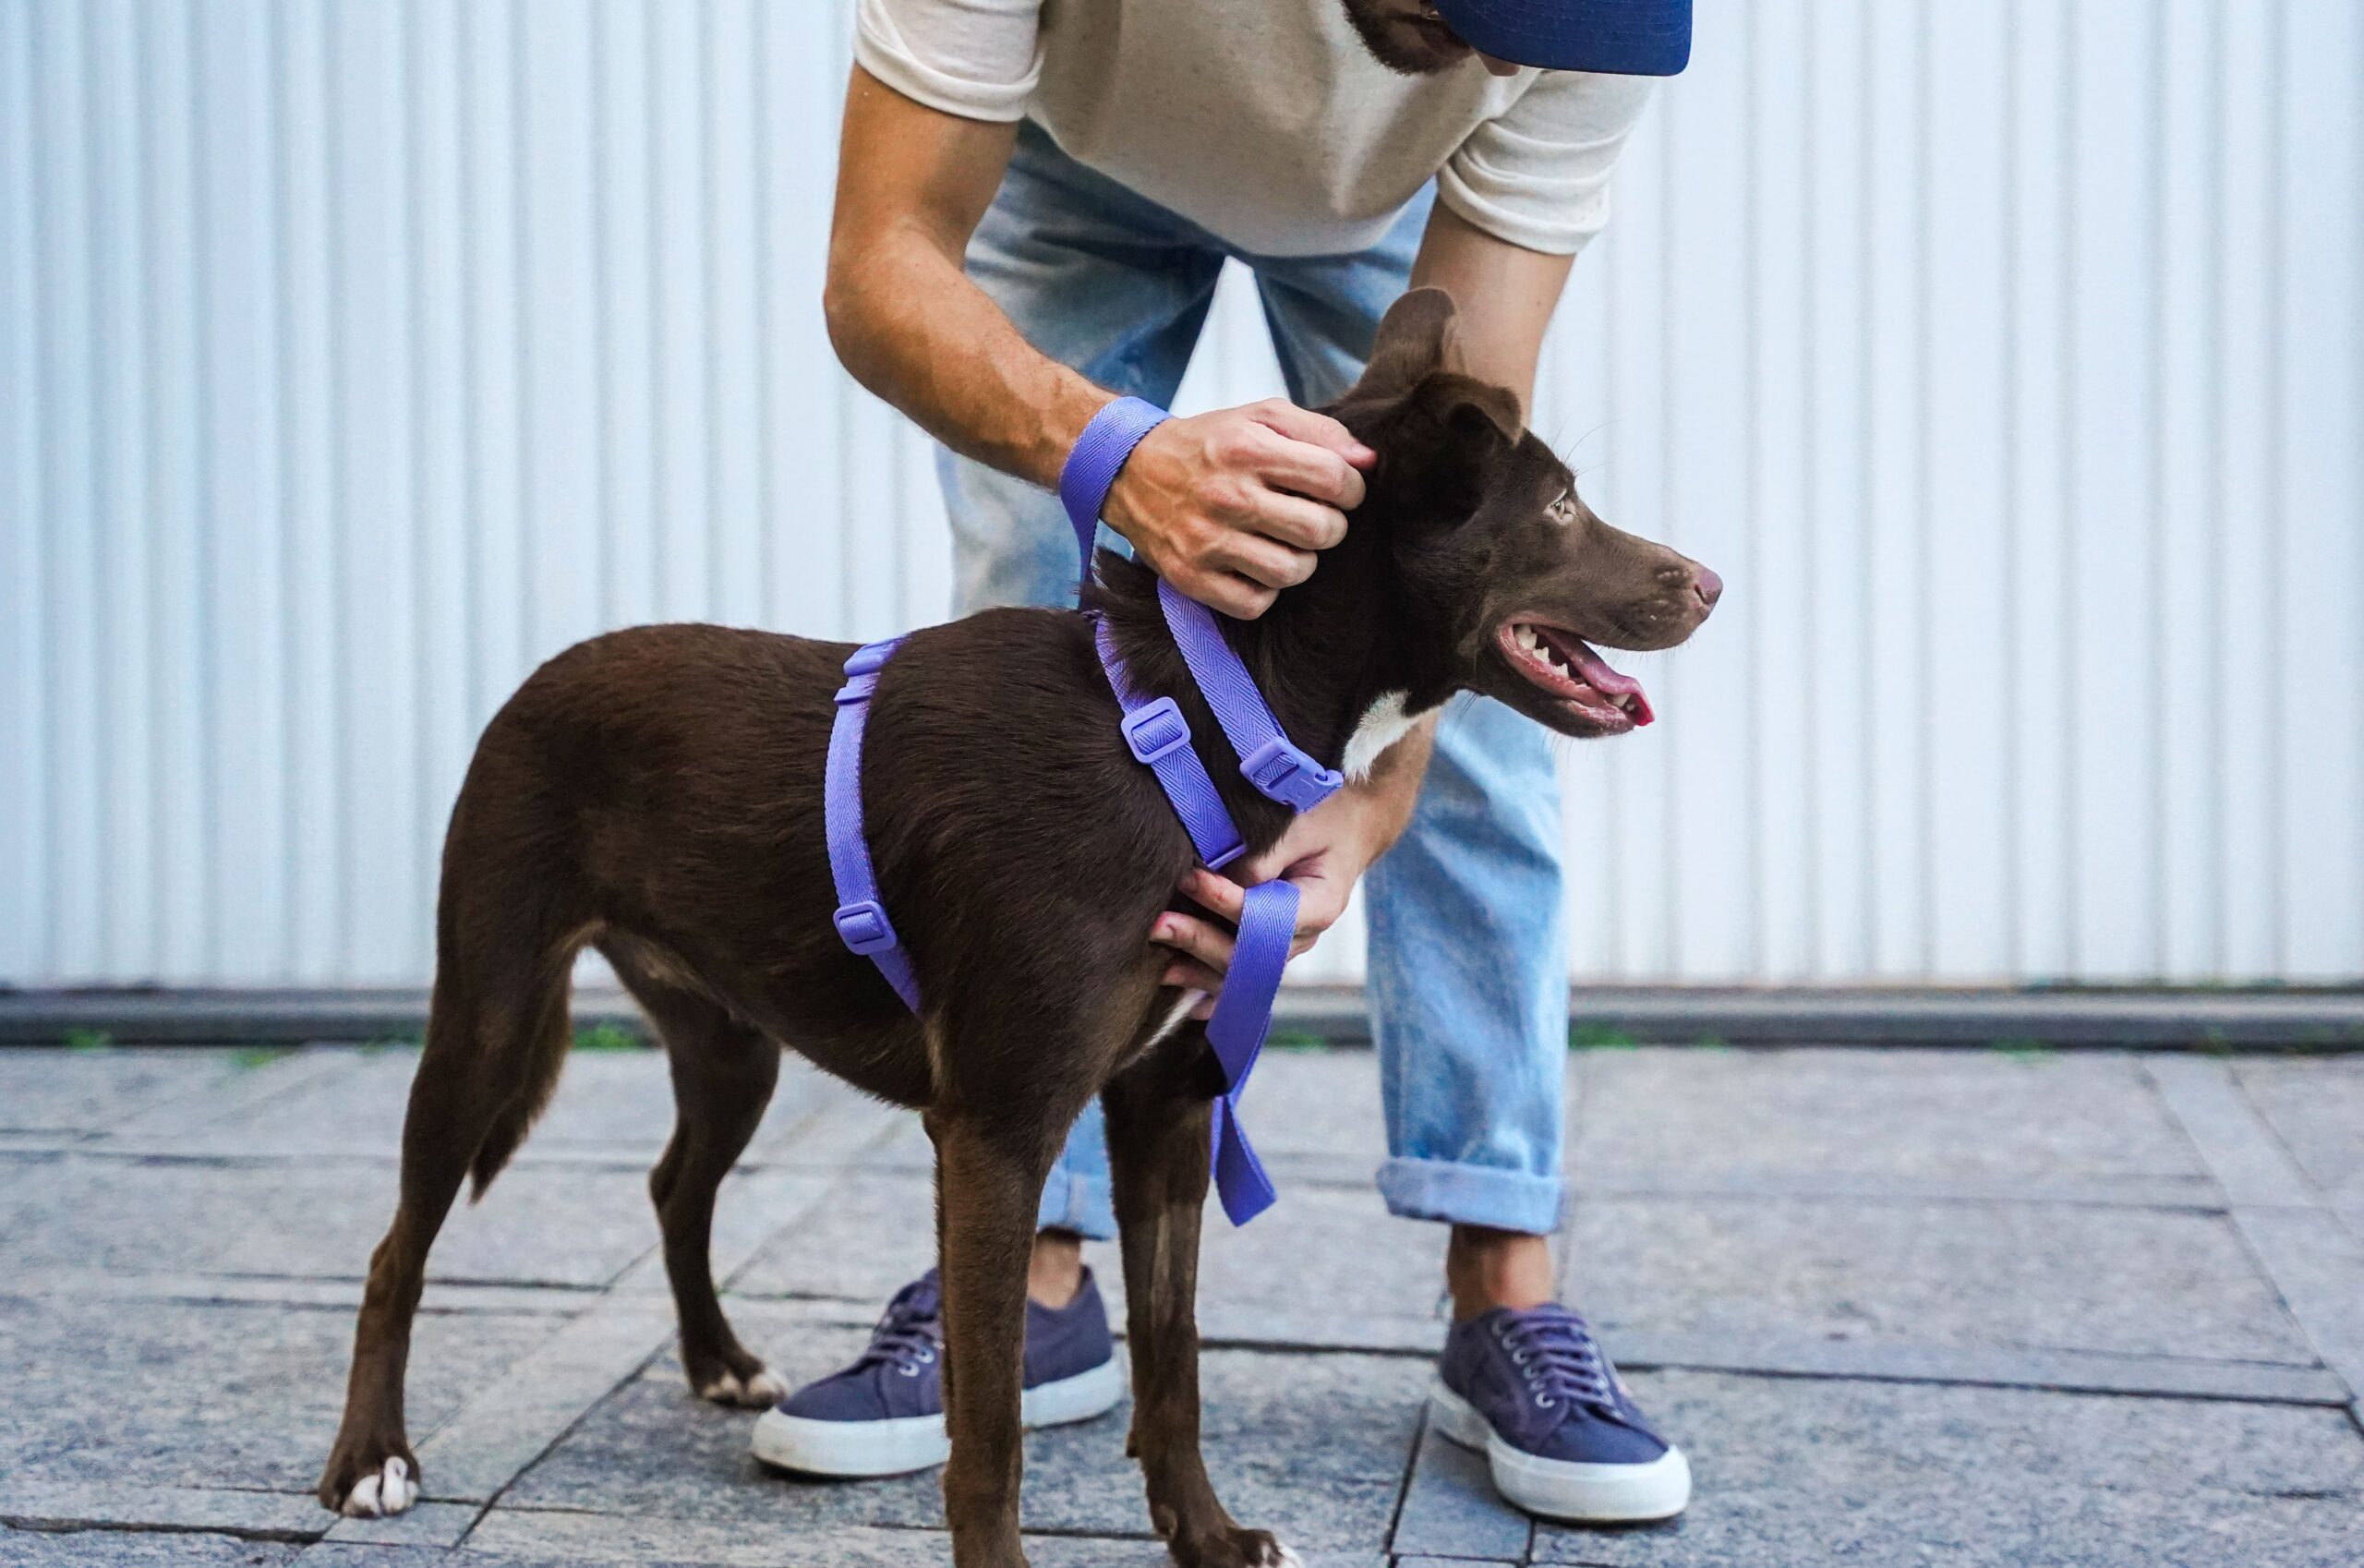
left=825, top=396, right=1337, bottom=1224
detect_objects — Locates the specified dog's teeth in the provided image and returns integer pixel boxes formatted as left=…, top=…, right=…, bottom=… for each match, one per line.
left=1514, top=625, right=1540, bottom=650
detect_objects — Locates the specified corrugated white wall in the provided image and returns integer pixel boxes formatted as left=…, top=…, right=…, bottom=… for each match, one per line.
left=3, top=0, right=2359, bottom=989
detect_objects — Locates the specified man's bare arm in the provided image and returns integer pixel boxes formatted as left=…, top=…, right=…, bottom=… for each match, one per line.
left=826, top=66, right=1372, bottom=619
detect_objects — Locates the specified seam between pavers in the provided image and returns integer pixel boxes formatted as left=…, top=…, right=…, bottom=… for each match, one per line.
left=1600, top=1330, right=2352, bottom=1406
left=0, top=1480, right=329, bottom=1542
left=2149, top=1055, right=2364, bottom=1429
left=2144, top=1055, right=2321, bottom=1208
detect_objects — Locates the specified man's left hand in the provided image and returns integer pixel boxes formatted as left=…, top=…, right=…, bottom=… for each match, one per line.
left=1149, top=790, right=1386, bottom=998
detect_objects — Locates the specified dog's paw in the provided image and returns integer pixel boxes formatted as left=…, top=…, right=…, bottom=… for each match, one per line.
left=696, top=1365, right=787, bottom=1409
left=1165, top=1525, right=1298, bottom=1568
left=340, top=1455, right=419, bottom=1518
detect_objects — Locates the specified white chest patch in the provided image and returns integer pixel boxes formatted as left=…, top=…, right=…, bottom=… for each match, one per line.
left=1341, top=692, right=1417, bottom=781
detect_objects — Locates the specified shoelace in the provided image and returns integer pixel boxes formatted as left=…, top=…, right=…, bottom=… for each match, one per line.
left=1497, top=1309, right=1619, bottom=1414
left=854, top=1272, right=944, bottom=1380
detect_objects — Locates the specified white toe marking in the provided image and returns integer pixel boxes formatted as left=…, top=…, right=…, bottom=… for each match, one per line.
left=700, top=1371, right=744, bottom=1403
left=1341, top=692, right=1416, bottom=781
left=381, top=1456, right=416, bottom=1514
left=344, top=1473, right=380, bottom=1517
left=744, top=1368, right=788, bottom=1405
left=1267, top=1544, right=1304, bottom=1568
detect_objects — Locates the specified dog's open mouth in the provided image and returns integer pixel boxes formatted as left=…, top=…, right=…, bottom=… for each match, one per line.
left=1497, top=621, right=1655, bottom=730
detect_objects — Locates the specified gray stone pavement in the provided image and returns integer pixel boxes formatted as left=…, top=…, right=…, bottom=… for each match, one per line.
left=4, top=1043, right=2363, bottom=1566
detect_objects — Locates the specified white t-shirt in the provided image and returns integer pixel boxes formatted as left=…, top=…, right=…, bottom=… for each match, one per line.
left=856, top=0, right=1656, bottom=259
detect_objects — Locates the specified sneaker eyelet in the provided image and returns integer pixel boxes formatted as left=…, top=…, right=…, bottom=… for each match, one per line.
left=897, top=1364, right=920, bottom=1378
left=1536, top=1394, right=1556, bottom=1408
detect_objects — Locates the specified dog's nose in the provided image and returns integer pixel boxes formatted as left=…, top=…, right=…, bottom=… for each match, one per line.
left=1693, top=566, right=1723, bottom=609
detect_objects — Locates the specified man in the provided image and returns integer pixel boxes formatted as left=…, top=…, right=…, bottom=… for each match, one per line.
left=754, top=0, right=1694, bottom=1525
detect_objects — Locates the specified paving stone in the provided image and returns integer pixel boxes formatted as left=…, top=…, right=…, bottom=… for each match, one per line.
left=1531, top=1371, right=2364, bottom=1561
left=1567, top=1193, right=2317, bottom=1366
left=0, top=1526, right=301, bottom=1566
left=0, top=1048, right=263, bottom=1136
left=2146, top=1055, right=2317, bottom=1208
left=1530, top=1370, right=2364, bottom=1568
left=167, top=1049, right=850, bottom=1166
left=1573, top=1048, right=2201, bottom=1186
left=1389, top=1422, right=1528, bottom=1560
left=0, top=1295, right=552, bottom=1494
left=1193, top=1183, right=1447, bottom=1350
left=322, top=1502, right=479, bottom=1550
left=1228, top=1048, right=1389, bottom=1176
left=2236, top=1056, right=2364, bottom=1202
left=501, top=1318, right=1423, bottom=1554
left=2230, top=1208, right=2364, bottom=1407
left=5, top=1155, right=664, bottom=1289
left=730, top=1171, right=939, bottom=1305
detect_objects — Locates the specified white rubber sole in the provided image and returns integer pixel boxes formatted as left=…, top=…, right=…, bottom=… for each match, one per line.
left=751, top=1356, right=1126, bottom=1478
left=1428, top=1380, right=1691, bottom=1524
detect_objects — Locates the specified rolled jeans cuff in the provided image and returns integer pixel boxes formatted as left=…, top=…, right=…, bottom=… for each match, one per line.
left=1377, top=1154, right=1564, bottom=1236
left=1035, top=1159, right=1117, bottom=1242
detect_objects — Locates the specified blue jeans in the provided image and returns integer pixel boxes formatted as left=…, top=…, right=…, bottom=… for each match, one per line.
left=949, top=124, right=1569, bottom=1240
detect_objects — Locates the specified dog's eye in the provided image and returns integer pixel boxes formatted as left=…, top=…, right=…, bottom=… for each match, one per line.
left=1547, top=490, right=1576, bottom=525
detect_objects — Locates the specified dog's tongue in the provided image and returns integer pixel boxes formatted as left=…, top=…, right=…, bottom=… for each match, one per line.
left=1564, top=638, right=1654, bottom=726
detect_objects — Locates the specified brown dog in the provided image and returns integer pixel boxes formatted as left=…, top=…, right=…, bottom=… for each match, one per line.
left=316, top=289, right=1717, bottom=1568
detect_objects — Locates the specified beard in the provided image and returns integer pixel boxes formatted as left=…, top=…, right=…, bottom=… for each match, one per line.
left=1338, top=0, right=1474, bottom=76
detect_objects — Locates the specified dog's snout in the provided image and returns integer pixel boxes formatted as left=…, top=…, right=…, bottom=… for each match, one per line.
left=1693, top=566, right=1722, bottom=609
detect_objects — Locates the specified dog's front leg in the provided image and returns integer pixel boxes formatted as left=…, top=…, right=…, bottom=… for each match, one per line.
left=1104, top=1060, right=1297, bottom=1568
left=928, top=1108, right=1054, bottom=1568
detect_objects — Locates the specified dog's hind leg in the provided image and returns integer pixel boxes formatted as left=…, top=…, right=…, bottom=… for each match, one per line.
left=317, top=951, right=575, bottom=1517
left=607, top=945, right=784, bottom=1406
left=1104, top=1049, right=1297, bottom=1568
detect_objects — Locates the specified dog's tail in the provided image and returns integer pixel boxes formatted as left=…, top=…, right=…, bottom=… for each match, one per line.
left=459, top=960, right=575, bottom=1202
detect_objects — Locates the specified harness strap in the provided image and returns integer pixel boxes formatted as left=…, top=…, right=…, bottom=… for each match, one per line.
left=825, top=394, right=1321, bottom=1224
left=825, top=639, right=921, bottom=1011
left=1095, top=620, right=1246, bottom=871
left=1158, top=582, right=1345, bottom=814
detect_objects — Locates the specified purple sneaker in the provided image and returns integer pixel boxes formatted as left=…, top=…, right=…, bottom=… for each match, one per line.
left=1431, top=1305, right=1690, bottom=1523
left=750, top=1268, right=1123, bottom=1478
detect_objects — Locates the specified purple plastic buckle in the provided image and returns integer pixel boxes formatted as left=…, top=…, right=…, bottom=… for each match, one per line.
left=1240, top=737, right=1344, bottom=813
left=844, top=642, right=896, bottom=678
left=1120, top=697, right=1192, bottom=766
left=832, top=899, right=900, bottom=956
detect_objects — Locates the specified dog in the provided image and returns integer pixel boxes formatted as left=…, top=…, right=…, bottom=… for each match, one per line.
left=316, top=288, right=1718, bottom=1568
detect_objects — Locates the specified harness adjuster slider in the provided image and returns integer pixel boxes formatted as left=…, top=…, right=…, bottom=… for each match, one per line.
left=1240, top=737, right=1344, bottom=813
left=1120, top=697, right=1192, bottom=766
left=832, top=899, right=900, bottom=956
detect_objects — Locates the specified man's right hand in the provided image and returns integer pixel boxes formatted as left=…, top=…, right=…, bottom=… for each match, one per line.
left=1101, top=398, right=1376, bottom=619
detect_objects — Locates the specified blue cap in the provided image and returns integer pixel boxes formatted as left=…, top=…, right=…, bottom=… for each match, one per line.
left=1429, top=0, right=1692, bottom=76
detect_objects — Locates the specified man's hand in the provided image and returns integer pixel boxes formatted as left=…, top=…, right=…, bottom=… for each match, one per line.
left=1150, top=787, right=1391, bottom=996
left=1103, top=399, right=1376, bottom=620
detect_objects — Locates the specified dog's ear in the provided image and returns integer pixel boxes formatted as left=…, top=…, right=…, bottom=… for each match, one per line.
left=1435, top=380, right=1523, bottom=444
left=1355, top=287, right=1463, bottom=400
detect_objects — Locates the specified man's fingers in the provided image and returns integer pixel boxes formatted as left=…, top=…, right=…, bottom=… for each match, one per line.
left=1248, top=490, right=1351, bottom=552
left=1249, top=399, right=1378, bottom=469
left=1171, top=563, right=1278, bottom=620
left=1251, top=431, right=1368, bottom=513
left=1161, top=960, right=1224, bottom=996
left=1179, top=868, right=1248, bottom=923
left=1152, top=911, right=1236, bottom=974
left=1210, top=532, right=1317, bottom=592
